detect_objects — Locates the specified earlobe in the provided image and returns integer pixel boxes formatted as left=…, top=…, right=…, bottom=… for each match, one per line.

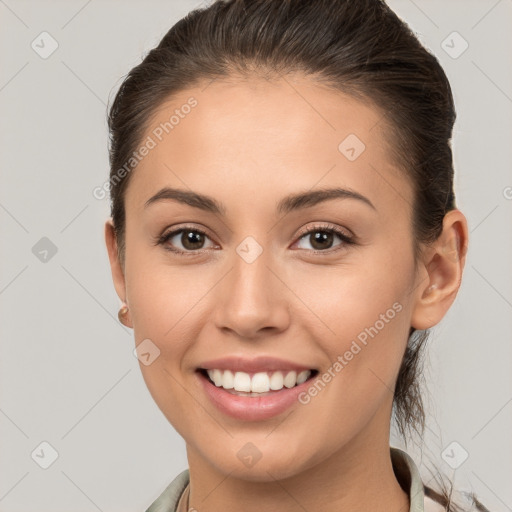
left=410, top=209, right=469, bottom=330
left=117, top=303, right=132, bottom=328
left=104, top=219, right=133, bottom=327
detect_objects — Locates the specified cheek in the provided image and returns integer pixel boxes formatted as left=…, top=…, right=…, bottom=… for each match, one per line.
left=291, top=258, right=410, bottom=343
left=125, top=253, right=218, bottom=407
left=290, top=272, right=408, bottom=447
left=289, top=253, right=412, bottom=399
left=125, top=243, right=212, bottom=342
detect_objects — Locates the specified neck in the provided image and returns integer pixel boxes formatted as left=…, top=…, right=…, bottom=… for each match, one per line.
left=186, top=409, right=410, bottom=512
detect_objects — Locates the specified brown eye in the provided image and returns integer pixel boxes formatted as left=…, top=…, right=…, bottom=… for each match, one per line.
left=295, top=225, right=355, bottom=253
left=180, top=230, right=206, bottom=250
left=158, top=227, right=216, bottom=254
left=308, top=231, right=335, bottom=250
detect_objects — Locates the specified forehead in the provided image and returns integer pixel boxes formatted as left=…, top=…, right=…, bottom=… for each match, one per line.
left=125, top=74, right=412, bottom=218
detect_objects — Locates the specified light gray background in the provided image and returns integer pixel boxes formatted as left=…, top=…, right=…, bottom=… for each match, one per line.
left=0, top=1, right=511, bottom=511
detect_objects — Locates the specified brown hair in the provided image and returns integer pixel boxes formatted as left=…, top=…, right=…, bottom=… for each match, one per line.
left=107, top=1, right=482, bottom=509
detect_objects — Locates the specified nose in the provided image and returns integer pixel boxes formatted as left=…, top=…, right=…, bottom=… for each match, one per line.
left=213, top=246, right=291, bottom=339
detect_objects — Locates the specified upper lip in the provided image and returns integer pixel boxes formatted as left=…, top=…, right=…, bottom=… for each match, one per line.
left=198, top=355, right=316, bottom=374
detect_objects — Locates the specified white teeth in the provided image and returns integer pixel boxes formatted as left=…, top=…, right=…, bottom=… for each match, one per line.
left=269, top=371, right=284, bottom=390
left=251, top=372, right=270, bottom=393
left=296, top=370, right=310, bottom=384
left=283, top=370, right=297, bottom=388
left=205, top=369, right=312, bottom=393
left=222, top=370, right=234, bottom=389
left=212, top=369, right=223, bottom=387
left=233, top=371, right=251, bottom=392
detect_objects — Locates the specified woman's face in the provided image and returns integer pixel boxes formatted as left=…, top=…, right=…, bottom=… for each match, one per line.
left=108, top=75, right=434, bottom=480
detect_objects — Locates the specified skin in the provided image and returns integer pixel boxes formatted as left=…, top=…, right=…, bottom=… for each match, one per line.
left=105, top=74, right=468, bottom=512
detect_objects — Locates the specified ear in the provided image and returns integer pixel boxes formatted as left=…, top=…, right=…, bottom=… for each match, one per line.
left=104, top=219, right=133, bottom=328
left=410, top=209, right=469, bottom=330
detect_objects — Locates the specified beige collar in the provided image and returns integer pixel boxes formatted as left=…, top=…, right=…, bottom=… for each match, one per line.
left=146, top=446, right=444, bottom=512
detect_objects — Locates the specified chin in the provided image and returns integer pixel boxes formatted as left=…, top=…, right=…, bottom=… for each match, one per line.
left=197, top=440, right=318, bottom=483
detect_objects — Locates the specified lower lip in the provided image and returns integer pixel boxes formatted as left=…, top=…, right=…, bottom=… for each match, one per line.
left=196, top=370, right=316, bottom=421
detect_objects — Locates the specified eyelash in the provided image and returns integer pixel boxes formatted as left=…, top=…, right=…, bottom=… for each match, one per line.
left=155, top=223, right=356, bottom=257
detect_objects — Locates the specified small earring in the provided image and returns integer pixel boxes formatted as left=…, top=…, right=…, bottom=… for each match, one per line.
left=118, top=303, right=130, bottom=325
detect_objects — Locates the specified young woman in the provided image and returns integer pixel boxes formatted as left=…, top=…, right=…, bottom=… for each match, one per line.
left=104, top=1, right=488, bottom=510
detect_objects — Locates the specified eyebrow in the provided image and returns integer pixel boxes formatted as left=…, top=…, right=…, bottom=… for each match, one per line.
left=144, top=186, right=376, bottom=215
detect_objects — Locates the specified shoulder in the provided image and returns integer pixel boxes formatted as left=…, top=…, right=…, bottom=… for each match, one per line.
left=424, top=481, right=494, bottom=512
left=145, top=469, right=190, bottom=512
left=424, top=493, right=446, bottom=512
left=391, top=447, right=493, bottom=512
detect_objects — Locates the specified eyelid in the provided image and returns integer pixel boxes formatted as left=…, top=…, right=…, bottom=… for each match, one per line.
left=294, top=222, right=353, bottom=241
left=157, top=223, right=211, bottom=243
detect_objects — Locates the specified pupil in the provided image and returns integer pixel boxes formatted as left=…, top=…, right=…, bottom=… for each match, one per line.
left=183, top=231, right=204, bottom=250
left=311, top=231, right=333, bottom=250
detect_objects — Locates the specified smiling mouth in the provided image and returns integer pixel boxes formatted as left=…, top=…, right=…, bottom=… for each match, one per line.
left=197, top=368, right=319, bottom=396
